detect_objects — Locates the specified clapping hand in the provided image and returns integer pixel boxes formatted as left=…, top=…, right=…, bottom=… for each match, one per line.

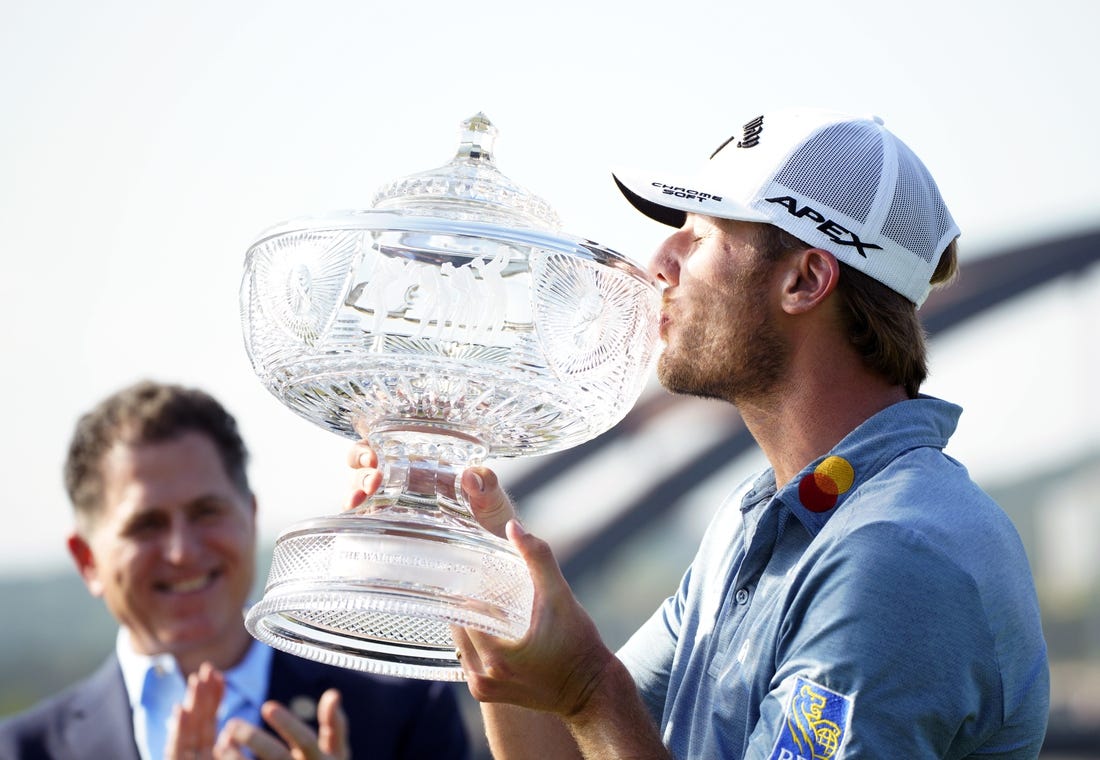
left=166, top=662, right=349, bottom=760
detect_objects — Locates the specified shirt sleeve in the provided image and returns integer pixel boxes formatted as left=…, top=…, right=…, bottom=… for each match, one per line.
left=618, top=476, right=756, bottom=736
left=616, top=568, right=689, bottom=727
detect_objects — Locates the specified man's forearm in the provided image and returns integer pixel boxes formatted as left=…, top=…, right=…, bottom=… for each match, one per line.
left=481, top=657, right=669, bottom=760
left=563, top=656, right=671, bottom=760
left=482, top=703, right=582, bottom=760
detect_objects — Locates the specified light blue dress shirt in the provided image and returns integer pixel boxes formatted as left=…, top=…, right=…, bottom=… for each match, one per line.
left=117, top=629, right=273, bottom=760
left=618, top=397, right=1049, bottom=759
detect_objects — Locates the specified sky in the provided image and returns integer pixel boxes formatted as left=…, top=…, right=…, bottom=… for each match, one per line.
left=1, top=0, right=1098, bottom=575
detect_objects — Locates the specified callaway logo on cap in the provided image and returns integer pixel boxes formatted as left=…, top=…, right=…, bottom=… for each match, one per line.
left=612, top=107, right=960, bottom=306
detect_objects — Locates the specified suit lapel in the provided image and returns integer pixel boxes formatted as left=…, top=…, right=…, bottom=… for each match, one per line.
left=64, top=656, right=142, bottom=760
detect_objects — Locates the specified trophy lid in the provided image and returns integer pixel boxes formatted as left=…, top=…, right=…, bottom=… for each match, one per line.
left=369, top=113, right=562, bottom=232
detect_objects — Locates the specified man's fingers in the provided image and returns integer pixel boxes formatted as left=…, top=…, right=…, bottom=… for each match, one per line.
left=210, top=739, right=248, bottom=760
left=217, top=718, right=290, bottom=760
left=168, top=664, right=224, bottom=759
left=196, top=664, right=224, bottom=713
left=197, top=664, right=225, bottom=749
left=507, top=519, right=567, bottom=595
left=344, top=468, right=382, bottom=511
left=344, top=442, right=382, bottom=511
left=462, top=467, right=516, bottom=538
left=317, top=689, right=348, bottom=758
left=165, top=704, right=184, bottom=756
left=346, top=441, right=376, bottom=469
left=260, top=700, right=331, bottom=760
left=452, top=625, right=488, bottom=674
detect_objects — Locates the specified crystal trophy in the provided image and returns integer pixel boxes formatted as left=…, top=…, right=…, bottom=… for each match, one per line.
left=241, top=113, right=661, bottom=680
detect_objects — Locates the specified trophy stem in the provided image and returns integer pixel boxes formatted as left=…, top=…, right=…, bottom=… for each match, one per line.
left=360, top=425, right=487, bottom=521
left=245, top=425, right=533, bottom=681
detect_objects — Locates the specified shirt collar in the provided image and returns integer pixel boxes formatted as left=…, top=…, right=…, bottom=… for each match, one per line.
left=115, top=627, right=274, bottom=711
left=222, top=637, right=274, bottom=714
left=751, top=396, right=962, bottom=536
left=116, top=628, right=180, bottom=710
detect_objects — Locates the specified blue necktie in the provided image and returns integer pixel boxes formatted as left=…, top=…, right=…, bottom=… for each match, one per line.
left=140, top=661, right=186, bottom=760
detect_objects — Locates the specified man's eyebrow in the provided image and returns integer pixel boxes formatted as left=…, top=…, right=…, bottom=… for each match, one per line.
left=185, top=494, right=236, bottom=512
left=119, top=507, right=167, bottom=530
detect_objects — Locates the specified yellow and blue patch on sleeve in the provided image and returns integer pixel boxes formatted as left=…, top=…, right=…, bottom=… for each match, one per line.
left=768, top=676, right=853, bottom=760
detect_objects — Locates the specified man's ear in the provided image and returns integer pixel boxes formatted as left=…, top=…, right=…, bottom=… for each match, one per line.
left=777, top=247, right=840, bottom=315
left=67, top=532, right=104, bottom=597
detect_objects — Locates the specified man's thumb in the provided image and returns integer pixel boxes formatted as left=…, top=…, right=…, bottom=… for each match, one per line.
left=461, top=466, right=515, bottom=538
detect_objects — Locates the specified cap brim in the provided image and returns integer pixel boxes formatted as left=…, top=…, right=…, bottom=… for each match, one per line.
left=612, top=170, right=769, bottom=229
left=613, top=174, right=686, bottom=228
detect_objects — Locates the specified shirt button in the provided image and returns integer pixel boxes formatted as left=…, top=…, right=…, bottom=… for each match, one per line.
left=735, top=588, right=750, bottom=605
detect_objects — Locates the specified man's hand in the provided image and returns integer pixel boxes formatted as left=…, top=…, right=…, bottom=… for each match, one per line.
left=167, top=662, right=349, bottom=760
left=345, top=440, right=669, bottom=758
left=346, top=442, right=516, bottom=536
left=455, top=519, right=616, bottom=717
left=215, top=689, right=349, bottom=760
left=346, top=441, right=613, bottom=716
left=166, top=662, right=223, bottom=760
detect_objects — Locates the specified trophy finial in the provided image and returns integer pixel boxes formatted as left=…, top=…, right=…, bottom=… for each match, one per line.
left=456, top=112, right=498, bottom=162
left=370, top=111, right=560, bottom=230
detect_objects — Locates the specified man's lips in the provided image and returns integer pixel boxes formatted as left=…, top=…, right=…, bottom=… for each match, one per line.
left=154, top=569, right=220, bottom=594
left=659, top=294, right=675, bottom=340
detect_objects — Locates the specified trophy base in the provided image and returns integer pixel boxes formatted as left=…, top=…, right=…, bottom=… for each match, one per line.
left=245, top=508, right=533, bottom=681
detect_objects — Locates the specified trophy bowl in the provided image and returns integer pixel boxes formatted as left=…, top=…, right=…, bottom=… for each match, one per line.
left=241, top=113, right=661, bottom=681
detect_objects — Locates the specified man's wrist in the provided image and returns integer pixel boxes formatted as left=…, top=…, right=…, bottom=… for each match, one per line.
left=563, top=656, right=670, bottom=759
left=563, top=644, right=617, bottom=718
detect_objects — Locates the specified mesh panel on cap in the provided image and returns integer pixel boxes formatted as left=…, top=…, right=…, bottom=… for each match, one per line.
left=772, top=122, right=884, bottom=224
left=880, top=142, right=953, bottom=264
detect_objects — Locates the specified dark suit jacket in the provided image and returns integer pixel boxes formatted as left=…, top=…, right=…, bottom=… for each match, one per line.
left=0, top=649, right=471, bottom=760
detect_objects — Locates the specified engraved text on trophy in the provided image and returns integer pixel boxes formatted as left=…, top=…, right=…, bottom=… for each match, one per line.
left=345, top=243, right=531, bottom=350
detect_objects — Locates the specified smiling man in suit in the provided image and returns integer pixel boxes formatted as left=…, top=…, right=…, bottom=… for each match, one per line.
left=0, top=380, right=470, bottom=760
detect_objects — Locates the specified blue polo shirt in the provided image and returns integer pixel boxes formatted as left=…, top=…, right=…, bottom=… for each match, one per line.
left=618, top=396, right=1049, bottom=759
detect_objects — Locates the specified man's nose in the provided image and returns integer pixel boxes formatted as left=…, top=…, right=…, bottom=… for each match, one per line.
left=165, top=518, right=200, bottom=562
left=649, top=228, right=690, bottom=285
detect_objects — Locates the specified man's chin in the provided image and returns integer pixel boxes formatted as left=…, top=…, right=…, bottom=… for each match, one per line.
left=658, top=358, right=708, bottom=398
left=154, top=618, right=232, bottom=650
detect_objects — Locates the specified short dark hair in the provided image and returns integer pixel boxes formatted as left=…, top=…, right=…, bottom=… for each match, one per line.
left=754, top=224, right=959, bottom=398
left=64, top=380, right=251, bottom=530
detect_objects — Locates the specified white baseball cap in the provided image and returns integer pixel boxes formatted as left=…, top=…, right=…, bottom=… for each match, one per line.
left=612, top=107, right=960, bottom=306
